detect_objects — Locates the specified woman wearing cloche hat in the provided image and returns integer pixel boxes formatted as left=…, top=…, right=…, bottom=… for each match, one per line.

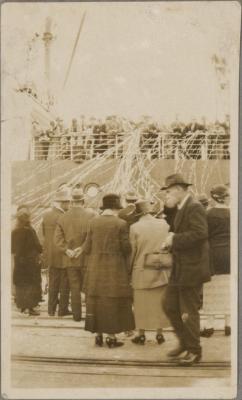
left=83, top=193, right=135, bottom=348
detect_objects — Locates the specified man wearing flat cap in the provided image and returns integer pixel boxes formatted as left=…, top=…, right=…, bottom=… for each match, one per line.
left=161, top=173, right=210, bottom=366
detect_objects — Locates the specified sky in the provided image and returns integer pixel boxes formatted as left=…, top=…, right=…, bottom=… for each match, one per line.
left=2, top=1, right=241, bottom=123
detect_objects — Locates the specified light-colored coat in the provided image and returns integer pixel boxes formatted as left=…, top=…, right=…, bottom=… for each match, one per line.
left=130, top=214, right=169, bottom=289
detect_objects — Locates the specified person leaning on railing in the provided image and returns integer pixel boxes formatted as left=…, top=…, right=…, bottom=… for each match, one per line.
left=38, top=130, right=51, bottom=160
left=47, top=121, right=62, bottom=160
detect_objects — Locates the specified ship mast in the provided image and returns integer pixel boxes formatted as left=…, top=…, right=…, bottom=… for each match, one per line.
left=42, top=17, right=54, bottom=109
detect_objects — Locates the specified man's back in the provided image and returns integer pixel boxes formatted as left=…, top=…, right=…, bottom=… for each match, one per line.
left=55, top=207, right=95, bottom=267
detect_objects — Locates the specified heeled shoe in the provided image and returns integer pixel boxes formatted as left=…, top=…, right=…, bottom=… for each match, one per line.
left=131, top=335, right=146, bottom=345
left=156, top=334, right=165, bottom=344
left=95, top=335, right=103, bottom=347
left=106, top=337, right=124, bottom=348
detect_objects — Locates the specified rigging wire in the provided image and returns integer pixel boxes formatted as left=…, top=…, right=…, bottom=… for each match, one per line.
left=62, top=12, right=86, bottom=90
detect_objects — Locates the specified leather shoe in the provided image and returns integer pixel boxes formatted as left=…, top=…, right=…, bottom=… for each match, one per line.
left=200, top=328, right=214, bottom=338
left=225, top=326, right=231, bottom=336
left=178, top=351, right=201, bottom=366
left=132, top=335, right=146, bottom=345
left=29, top=308, right=40, bottom=316
left=156, top=334, right=165, bottom=345
left=167, top=345, right=186, bottom=358
left=58, top=310, right=72, bottom=317
left=106, top=337, right=124, bottom=348
left=95, top=335, right=103, bottom=347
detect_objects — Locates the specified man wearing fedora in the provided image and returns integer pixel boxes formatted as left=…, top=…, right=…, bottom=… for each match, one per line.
left=118, top=191, right=140, bottom=226
left=54, top=186, right=95, bottom=321
left=42, top=187, right=71, bottom=317
left=161, top=173, right=210, bottom=366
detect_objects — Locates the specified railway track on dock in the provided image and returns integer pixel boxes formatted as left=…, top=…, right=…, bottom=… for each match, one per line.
left=12, top=354, right=230, bottom=370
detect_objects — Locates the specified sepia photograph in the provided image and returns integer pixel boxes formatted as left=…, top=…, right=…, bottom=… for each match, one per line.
left=1, top=1, right=240, bottom=399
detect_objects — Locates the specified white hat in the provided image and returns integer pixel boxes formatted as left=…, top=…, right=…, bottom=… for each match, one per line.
left=54, top=188, right=71, bottom=202
left=71, top=187, right=84, bottom=201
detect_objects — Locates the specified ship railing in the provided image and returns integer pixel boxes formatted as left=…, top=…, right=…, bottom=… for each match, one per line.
left=31, top=131, right=230, bottom=161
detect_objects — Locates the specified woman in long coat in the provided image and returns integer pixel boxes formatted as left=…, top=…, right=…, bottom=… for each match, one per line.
left=83, top=194, right=135, bottom=348
left=12, top=206, right=42, bottom=316
left=201, top=184, right=230, bottom=337
left=130, top=200, right=170, bottom=345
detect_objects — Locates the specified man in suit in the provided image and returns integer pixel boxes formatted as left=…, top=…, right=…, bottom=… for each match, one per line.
left=161, top=174, right=210, bottom=366
left=42, top=188, right=71, bottom=317
left=54, top=186, right=95, bottom=321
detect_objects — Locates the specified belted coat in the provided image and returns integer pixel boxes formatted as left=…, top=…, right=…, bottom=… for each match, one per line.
left=83, top=214, right=132, bottom=297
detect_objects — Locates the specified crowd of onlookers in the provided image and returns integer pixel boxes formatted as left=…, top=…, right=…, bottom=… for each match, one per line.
left=31, top=115, right=230, bottom=161
left=11, top=178, right=230, bottom=361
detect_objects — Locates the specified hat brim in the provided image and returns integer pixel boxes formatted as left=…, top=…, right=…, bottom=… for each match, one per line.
left=160, top=183, right=192, bottom=190
left=118, top=204, right=136, bottom=216
left=100, top=205, right=123, bottom=210
left=72, top=196, right=84, bottom=201
left=134, top=211, right=149, bottom=217
left=125, top=198, right=138, bottom=203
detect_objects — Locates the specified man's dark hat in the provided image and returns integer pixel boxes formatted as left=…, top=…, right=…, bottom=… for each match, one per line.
left=161, top=173, right=192, bottom=190
left=210, top=184, right=229, bottom=199
left=100, top=193, right=123, bottom=210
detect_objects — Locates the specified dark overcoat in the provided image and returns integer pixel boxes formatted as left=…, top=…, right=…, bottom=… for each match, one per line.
left=207, top=207, right=230, bottom=275
left=11, top=225, right=42, bottom=286
left=83, top=215, right=132, bottom=297
left=54, top=207, right=95, bottom=268
left=171, top=196, right=211, bottom=286
left=42, top=207, right=64, bottom=268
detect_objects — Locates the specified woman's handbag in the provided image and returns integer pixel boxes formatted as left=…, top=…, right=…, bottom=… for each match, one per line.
left=144, top=250, right=173, bottom=270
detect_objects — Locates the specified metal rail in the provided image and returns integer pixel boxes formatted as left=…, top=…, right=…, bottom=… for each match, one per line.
left=12, top=354, right=231, bottom=369
left=31, top=132, right=230, bottom=161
